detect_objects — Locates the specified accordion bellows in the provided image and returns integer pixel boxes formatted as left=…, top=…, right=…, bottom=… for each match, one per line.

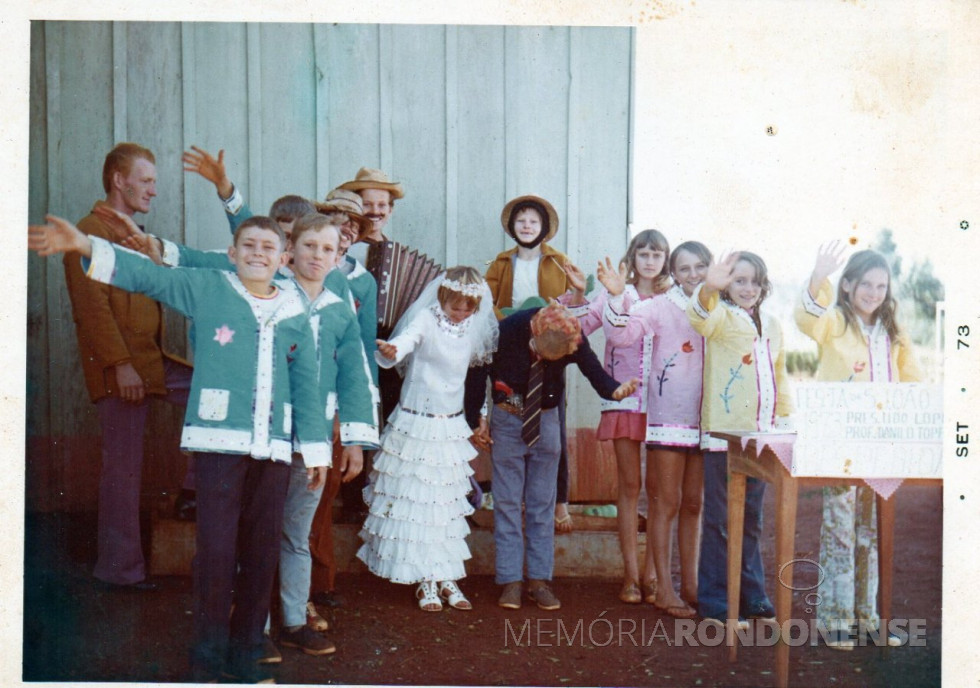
left=367, top=241, right=443, bottom=338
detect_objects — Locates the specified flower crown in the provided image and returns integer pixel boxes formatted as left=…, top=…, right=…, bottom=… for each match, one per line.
left=441, top=276, right=486, bottom=298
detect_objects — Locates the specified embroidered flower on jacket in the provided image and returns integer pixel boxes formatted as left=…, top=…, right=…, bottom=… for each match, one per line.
left=657, top=342, right=695, bottom=396
left=720, top=352, right=753, bottom=413
left=213, top=325, right=235, bottom=346
left=845, top=360, right=867, bottom=382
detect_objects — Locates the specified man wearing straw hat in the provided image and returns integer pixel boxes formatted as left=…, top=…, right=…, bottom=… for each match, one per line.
left=338, top=167, right=404, bottom=248
left=333, top=167, right=412, bottom=531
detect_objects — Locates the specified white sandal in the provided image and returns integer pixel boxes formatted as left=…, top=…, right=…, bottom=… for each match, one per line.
left=416, top=580, right=443, bottom=612
left=438, top=580, right=473, bottom=611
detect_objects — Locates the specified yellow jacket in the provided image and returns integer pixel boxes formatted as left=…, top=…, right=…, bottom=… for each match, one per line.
left=484, top=243, right=570, bottom=320
left=687, top=285, right=793, bottom=451
left=793, top=280, right=922, bottom=383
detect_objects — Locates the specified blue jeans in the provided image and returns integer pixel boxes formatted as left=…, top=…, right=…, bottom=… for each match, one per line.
left=491, top=406, right=561, bottom=584
left=697, top=451, right=771, bottom=618
left=279, top=454, right=325, bottom=628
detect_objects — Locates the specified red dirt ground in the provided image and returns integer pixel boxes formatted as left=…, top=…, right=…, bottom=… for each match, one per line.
left=23, top=484, right=941, bottom=686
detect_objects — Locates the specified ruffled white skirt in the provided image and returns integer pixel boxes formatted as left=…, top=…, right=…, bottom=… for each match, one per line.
left=356, top=404, right=476, bottom=584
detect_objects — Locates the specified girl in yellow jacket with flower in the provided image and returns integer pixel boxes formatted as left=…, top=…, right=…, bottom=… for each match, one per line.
left=687, top=251, right=792, bottom=626
left=794, top=243, right=921, bottom=649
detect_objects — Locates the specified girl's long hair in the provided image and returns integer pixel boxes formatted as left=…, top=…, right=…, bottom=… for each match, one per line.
left=622, top=229, right=672, bottom=294
left=836, top=250, right=901, bottom=340
left=720, top=251, right=772, bottom=335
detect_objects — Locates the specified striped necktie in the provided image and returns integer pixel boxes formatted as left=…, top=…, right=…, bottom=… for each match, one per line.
left=522, top=358, right=545, bottom=446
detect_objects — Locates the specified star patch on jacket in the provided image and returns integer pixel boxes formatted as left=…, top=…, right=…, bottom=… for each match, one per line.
left=213, top=325, right=235, bottom=346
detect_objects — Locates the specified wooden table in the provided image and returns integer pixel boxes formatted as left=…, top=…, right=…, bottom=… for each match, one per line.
left=711, top=431, right=940, bottom=688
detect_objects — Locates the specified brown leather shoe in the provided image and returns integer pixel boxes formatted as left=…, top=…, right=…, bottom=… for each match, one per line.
left=498, top=582, right=522, bottom=609
left=527, top=580, right=561, bottom=610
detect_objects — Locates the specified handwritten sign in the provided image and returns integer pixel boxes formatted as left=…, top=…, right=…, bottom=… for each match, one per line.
left=792, top=383, right=943, bottom=479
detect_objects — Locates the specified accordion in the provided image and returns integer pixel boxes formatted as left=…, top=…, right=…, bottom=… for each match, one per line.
left=367, top=241, right=443, bottom=339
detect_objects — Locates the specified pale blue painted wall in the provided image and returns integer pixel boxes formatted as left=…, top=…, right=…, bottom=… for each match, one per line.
left=27, top=21, right=634, bottom=505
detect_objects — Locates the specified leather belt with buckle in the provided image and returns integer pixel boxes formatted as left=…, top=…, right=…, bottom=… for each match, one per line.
left=495, top=401, right=523, bottom=417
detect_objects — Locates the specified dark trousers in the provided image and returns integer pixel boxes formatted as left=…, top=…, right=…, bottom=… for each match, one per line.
left=190, top=452, right=289, bottom=673
left=697, top=450, right=769, bottom=619
left=556, top=393, right=570, bottom=504
left=93, top=358, right=192, bottom=585
left=310, top=433, right=345, bottom=594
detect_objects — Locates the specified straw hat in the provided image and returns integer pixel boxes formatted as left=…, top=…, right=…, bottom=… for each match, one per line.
left=338, top=167, right=405, bottom=200
left=314, top=188, right=373, bottom=240
left=500, top=195, right=559, bottom=243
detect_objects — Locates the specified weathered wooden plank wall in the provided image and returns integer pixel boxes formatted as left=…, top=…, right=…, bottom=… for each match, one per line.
left=27, top=21, right=634, bottom=512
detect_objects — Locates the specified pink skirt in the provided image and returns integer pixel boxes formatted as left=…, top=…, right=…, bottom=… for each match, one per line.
left=596, top=411, right=646, bottom=442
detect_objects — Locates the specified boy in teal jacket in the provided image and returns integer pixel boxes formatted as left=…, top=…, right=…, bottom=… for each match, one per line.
left=180, top=145, right=379, bottom=383
left=30, top=213, right=329, bottom=684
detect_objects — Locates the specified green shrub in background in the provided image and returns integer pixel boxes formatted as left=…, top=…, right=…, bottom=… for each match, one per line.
left=786, top=350, right=819, bottom=376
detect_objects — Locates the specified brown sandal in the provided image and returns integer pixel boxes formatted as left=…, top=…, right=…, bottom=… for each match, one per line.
left=641, top=579, right=658, bottom=604
left=619, top=580, right=642, bottom=604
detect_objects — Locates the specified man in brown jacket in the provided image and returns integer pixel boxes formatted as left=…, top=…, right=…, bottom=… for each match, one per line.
left=63, top=143, right=192, bottom=589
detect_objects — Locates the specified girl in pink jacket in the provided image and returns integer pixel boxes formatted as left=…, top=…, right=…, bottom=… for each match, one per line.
left=599, top=240, right=712, bottom=618
left=563, top=229, right=672, bottom=605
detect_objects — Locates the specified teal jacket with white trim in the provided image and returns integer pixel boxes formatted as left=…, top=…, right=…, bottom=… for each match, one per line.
left=82, top=237, right=331, bottom=466
left=218, top=187, right=379, bottom=383
left=159, top=240, right=379, bottom=449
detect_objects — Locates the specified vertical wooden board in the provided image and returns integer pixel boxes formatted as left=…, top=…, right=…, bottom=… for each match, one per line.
left=124, top=22, right=184, bottom=244
left=27, top=21, right=53, bottom=511
left=129, top=22, right=201, bottom=496
left=567, top=28, right=634, bottom=493
left=252, top=23, right=318, bottom=208
left=321, top=24, right=382, bottom=190
left=27, top=21, right=50, bottom=440
left=46, top=21, right=113, bottom=440
left=120, top=22, right=190, bottom=497
left=504, top=26, right=570, bottom=255
left=123, top=22, right=190, bottom=371
left=388, top=24, right=447, bottom=263
left=456, top=26, right=508, bottom=270
left=40, top=21, right=114, bottom=511
left=183, top=22, right=250, bottom=251
left=53, top=21, right=116, bottom=219
left=570, top=27, right=632, bottom=268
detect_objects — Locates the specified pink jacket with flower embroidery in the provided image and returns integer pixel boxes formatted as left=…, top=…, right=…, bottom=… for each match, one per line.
left=562, top=285, right=649, bottom=415
left=602, top=284, right=704, bottom=447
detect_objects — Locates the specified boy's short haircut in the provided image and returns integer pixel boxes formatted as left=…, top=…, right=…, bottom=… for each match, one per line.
left=268, top=195, right=316, bottom=224
left=102, top=143, right=155, bottom=193
left=530, top=302, right=582, bottom=360
left=234, top=215, right=287, bottom=248
left=290, top=212, right=342, bottom=245
left=319, top=210, right=350, bottom=227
